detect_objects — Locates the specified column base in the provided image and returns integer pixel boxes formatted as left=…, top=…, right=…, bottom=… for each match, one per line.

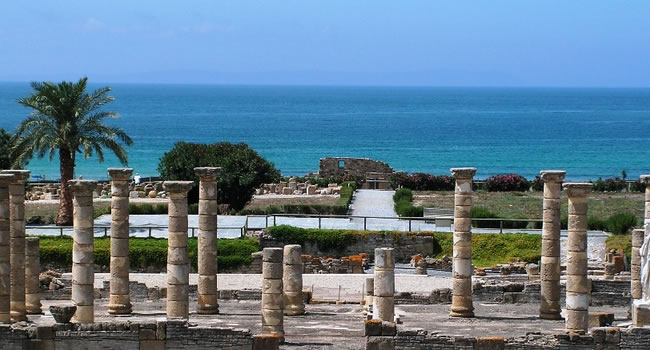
left=450, top=296, right=474, bottom=318
left=107, top=303, right=133, bottom=315
left=26, top=295, right=42, bottom=315
left=284, top=305, right=305, bottom=316
left=196, top=304, right=220, bottom=315
left=449, top=309, right=475, bottom=318
left=633, top=300, right=650, bottom=327
left=10, top=310, right=27, bottom=323
left=539, top=311, right=563, bottom=320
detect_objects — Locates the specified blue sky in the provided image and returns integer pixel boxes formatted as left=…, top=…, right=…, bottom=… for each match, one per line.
left=1, top=1, right=649, bottom=86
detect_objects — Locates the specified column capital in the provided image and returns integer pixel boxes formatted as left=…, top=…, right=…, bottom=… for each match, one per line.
left=163, top=181, right=194, bottom=194
left=563, top=182, right=592, bottom=197
left=450, top=167, right=477, bottom=179
left=194, top=167, right=221, bottom=180
left=68, top=180, right=97, bottom=195
left=641, top=175, right=650, bottom=186
left=1, top=170, right=30, bottom=183
left=540, top=170, right=566, bottom=183
left=108, top=168, right=133, bottom=181
left=0, top=174, right=15, bottom=186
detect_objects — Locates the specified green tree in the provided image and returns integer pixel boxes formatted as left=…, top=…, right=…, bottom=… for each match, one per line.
left=14, top=77, right=133, bottom=225
left=158, top=142, right=281, bottom=211
left=0, top=128, right=17, bottom=170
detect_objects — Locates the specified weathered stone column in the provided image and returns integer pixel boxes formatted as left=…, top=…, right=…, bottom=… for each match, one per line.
left=643, top=175, right=650, bottom=237
left=25, top=237, right=41, bottom=314
left=283, top=244, right=305, bottom=316
left=539, top=170, right=565, bottom=320
left=107, top=168, right=133, bottom=315
left=163, top=181, right=194, bottom=319
left=261, top=247, right=284, bottom=342
left=450, top=167, right=476, bottom=318
left=195, top=167, right=220, bottom=314
left=365, top=277, right=374, bottom=307
left=0, top=173, right=13, bottom=324
left=373, top=248, right=395, bottom=322
left=3, top=170, right=30, bottom=323
left=563, top=183, right=592, bottom=334
left=631, top=229, right=644, bottom=300
left=69, top=180, right=97, bottom=324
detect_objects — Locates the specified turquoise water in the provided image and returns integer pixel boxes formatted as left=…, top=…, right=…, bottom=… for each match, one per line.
left=1, top=82, right=649, bottom=181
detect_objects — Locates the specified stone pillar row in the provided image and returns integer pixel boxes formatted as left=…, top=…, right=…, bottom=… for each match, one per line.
left=283, top=244, right=305, bottom=316
left=163, top=181, right=194, bottom=319
left=69, top=180, right=97, bottom=324
left=195, top=167, right=221, bottom=314
left=539, top=170, right=565, bottom=320
left=450, top=167, right=476, bottom=318
left=261, top=247, right=285, bottom=342
left=0, top=173, right=13, bottom=324
left=108, top=168, right=133, bottom=315
left=5, top=170, right=30, bottom=323
left=25, top=237, right=41, bottom=314
left=373, top=247, right=395, bottom=322
left=564, top=183, right=592, bottom=334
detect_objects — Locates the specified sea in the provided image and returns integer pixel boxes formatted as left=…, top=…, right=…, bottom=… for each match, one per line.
left=1, top=82, right=649, bottom=181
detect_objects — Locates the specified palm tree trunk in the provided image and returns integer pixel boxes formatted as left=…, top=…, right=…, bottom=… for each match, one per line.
left=56, top=148, right=75, bottom=226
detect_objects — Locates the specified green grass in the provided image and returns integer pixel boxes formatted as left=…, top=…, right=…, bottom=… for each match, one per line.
left=37, top=236, right=259, bottom=271
left=606, top=234, right=632, bottom=263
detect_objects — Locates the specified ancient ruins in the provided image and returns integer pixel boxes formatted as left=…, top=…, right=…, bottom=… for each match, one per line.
left=0, top=167, right=650, bottom=349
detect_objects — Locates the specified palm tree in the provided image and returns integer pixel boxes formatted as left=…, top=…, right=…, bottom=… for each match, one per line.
left=14, top=77, right=133, bottom=225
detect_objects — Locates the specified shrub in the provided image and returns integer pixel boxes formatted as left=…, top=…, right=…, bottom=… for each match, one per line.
left=393, top=188, right=423, bottom=217
left=471, top=207, right=532, bottom=229
left=531, top=176, right=544, bottom=192
left=266, top=225, right=360, bottom=251
left=391, top=172, right=454, bottom=191
left=393, top=188, right=413, bottom=202
left=485, top=174, right=530, bottom=192
left=605, top=212, right=638, bottom=235
left=38, top=236, right=259, bottom=271
left=630, top=180, right=645, bottom=193
left=158, top=142, right=281, bottom=210
left=592, top=177, right=626, bottom=192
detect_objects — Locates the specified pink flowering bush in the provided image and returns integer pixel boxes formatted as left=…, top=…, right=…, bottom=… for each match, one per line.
left=485, top=174, right=531, bottom=192
left=390, top=172, right=455, bottom=191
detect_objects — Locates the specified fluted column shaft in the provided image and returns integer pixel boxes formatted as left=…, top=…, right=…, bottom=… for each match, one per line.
left=563, top=183, right=592, bottom=334
left=69, top=180, right=97, bottom=324
left=0, top=174, right=14, bottom=323
left=108, top=168, right=133, bottom=315
left=163, top=181, right=194, bottom=319
left=283, top=244, right=305, bottom=316
left=539, top=170, right=565, bottom=320
left=195, top=167, right=221, bottom=314
left=642, top=175, right=650, bottom=237
left=3, top=170, right=30, bottom=323
left=261, top=247, right=284, bottom=342
left=25, top=237, right=41, bottom=314
left=373, top=248, right=395, bottom=322
left=632, top=229, right=644, bottom=300
left=450, top=167, right=476, bottom=318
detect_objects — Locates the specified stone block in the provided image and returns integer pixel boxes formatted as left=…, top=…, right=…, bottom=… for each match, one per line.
left=365, top=336, right=395, bottom=350
left=633, top=300, right=650, bottom=327
left=588, top=312, right=614, bottom=328
left=253, top=334, right=280, bottom=350
left=476, top=337, right=505, bottom=350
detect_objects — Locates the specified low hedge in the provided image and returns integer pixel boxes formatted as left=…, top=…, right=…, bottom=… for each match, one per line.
left=38, top=236, right=259, bottom=271
left=267, top=225, right=540, bottom=267
left=94, top=203, right=200, bottom=218
left=393, top=188, right=424, bottom=217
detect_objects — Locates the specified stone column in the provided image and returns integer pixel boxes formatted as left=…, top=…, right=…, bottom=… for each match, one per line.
left=25, top=237, right=41, bottom=314
left=107, top=168, right=133, bottom=315
left=3, top=170, right=30, bottom=323
left=539, top=170, right=565, bottom=320
left=365, top=277, right=374, bottom=307
left=631, top=229, right=644, bottom=300
left=163, top=181, right=194, bottom=319
left=261, top=247, right=284, bottom=342
left=194, top=167, right=220, bottom=315
left=69, top=180, right=97, bottom=324
left=0, top=173, right=13, bottom=324
left=642, top=175, right=650, bottom=237
left=373, top=248, right=395, bottom=322
left=563, top=183, right=592, bottom=334
left=449, top=167, right=476, bottom=318
left=283, top=244, right=305, bottom=316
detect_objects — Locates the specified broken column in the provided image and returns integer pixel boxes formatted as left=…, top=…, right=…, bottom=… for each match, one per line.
left=539, top=170, right=565, bottom=320
left=69, top=179, right=97, bottom=324
left=563, top=182, right=592, bottom=334
left=261, top=247, right=284, bottom=341
left=3, top=170, right=30, bottom=322
left=373, top=248, right=395, bottom=322
left=283, top=244, right=305, bottom=316
left=631, top=229, right=644, bottom=300
left=195, top=167, right=221, bottom=314
left=25, top=237, right=41, bottom=314
left=0, top=173, right=13, bottom=324
left=450, top=167, right=476, bottom=318
left=643, top=175, right=650, bottom=237
left=365, top=277, right=374, bottom=308
left=107, top=168, right=133, bottom=315
left=163, top=181, right=194, bottom=319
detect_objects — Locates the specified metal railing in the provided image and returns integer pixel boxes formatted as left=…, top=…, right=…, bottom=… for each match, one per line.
left=25, top=225, right=246, bottom=238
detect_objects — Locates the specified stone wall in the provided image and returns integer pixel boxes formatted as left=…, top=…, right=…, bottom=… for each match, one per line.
left=393, top=327, right=650, bottom=349
left=261, top=232, right=435, bottom=263
left=318, top=157, right=393, bottom=178
left=0, top=320, right=253, bottom=350
left=395, top=279, right=631, bottom=307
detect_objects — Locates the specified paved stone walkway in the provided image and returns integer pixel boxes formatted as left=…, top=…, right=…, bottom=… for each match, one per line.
left=349, top=190, right=397, bottom=217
